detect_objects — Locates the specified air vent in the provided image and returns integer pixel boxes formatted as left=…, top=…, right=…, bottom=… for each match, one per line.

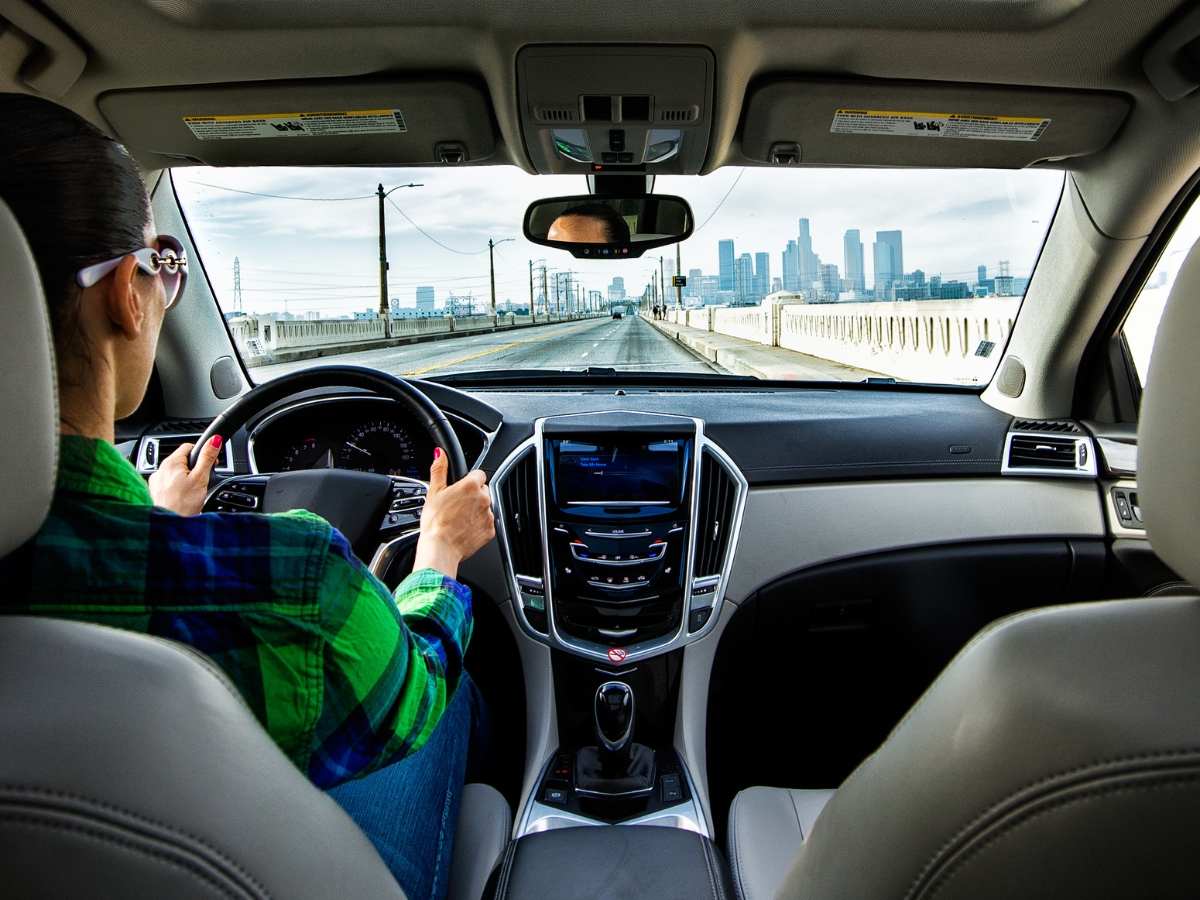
left=694, top=451, right=737, bottom=578
left=1011, top=420, right=1082, bottom=433
left=499, top=450, right=544, bottom=579
left=660, top=108, right=696, bottom=122
left=1008, top=435, right=1079, bottom=469
left=536, top=107, right=575, bottom=122
left=152, top=419, right=214, bottom=434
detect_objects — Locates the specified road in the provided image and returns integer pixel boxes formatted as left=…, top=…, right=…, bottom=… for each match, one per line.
left=253, top=315, right=726, bottom=381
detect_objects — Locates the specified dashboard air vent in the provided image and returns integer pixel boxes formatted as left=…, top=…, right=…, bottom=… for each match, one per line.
left=1008, top=435, right=1080, bottom=469
left=694, top=452, right=737, bottom=578
left=499, top=450, right=544, bottom=579
left=1011, top=420, right=1082, bottom=433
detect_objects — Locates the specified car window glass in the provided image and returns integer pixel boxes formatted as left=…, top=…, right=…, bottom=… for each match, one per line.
left=1123, top=195, right=1200, bottom=387
left=173, top=166, right=1063, bottom=387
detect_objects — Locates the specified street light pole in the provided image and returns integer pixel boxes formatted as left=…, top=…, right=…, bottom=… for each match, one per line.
left=488, top=237, right=514, bottom=317
left=376, top=182, right=421, bottom=337
left=676, top=242, right=683, bottom=310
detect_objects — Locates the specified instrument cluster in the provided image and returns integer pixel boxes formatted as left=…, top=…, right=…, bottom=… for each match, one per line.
left=249, top=397, right=484, bottom=479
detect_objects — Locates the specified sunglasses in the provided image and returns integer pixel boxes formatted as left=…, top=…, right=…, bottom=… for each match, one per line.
left=75, top=235, right=189, bottom=310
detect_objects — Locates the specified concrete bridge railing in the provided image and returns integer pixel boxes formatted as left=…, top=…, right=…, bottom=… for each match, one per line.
left=664, top=297, right=1020, bottom=385
left=229, top=311, right=597, bottom=366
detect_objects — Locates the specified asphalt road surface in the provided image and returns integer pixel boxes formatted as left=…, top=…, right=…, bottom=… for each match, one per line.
left=254, top=315, right=726, bottom=381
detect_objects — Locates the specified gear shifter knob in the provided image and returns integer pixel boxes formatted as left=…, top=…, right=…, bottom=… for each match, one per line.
left=594, top=681, right=634, bottom=774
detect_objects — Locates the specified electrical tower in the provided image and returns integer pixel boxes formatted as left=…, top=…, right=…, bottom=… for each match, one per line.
left=233, top=257, right=243, bottom=313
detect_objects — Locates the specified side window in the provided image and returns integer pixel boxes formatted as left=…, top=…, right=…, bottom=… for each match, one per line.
left=1123, top=197, right=1200, bottom=387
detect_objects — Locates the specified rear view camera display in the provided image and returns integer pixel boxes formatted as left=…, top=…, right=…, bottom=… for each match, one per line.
left=550, top=438, right=688, bottom=507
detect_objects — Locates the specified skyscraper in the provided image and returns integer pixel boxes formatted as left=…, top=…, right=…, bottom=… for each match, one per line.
left=782, top=240, right=800, bottom=291
left=735, top=253, right=754, bottom=304
left=873, top=230, right=902, bottom=283
left=843, top=229, right=865, bottom=292
left=978, top=265, right=988, bottom=284
left=798, top=219, right=818, bottom=289
left=755, top=252, right=770, bottom=299
left=818, top=263, right=841, bottom=301
left=719, top=240, right=736, bottom=291
left=416, top=285, right=435, bottom=313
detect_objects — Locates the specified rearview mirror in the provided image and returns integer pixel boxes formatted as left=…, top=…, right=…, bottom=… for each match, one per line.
left=523, top=194, right=694, bottom=259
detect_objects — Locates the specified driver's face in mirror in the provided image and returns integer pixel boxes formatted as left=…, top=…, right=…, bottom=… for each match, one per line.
left=546, top=204, right=632, bottom=244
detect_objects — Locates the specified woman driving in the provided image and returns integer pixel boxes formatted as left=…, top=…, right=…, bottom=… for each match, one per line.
left=0, top=93, right=495, bottom=900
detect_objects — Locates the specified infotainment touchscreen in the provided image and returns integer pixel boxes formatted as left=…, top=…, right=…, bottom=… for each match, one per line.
left=549, top=438, right=689, bottom=507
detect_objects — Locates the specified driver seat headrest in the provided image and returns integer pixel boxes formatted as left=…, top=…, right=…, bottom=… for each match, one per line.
left=0, top=197, right=58, bottom=558
left=1139, top=235, right=1200, bottom=591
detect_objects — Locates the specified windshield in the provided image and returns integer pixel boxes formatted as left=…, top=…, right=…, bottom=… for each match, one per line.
left=174, top=166, right=1064, bottom=386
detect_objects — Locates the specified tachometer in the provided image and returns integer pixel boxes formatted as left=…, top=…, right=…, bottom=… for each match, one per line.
left=339, top=420, right=417, bottom=476
left=280, top=437, right=335, bottom=471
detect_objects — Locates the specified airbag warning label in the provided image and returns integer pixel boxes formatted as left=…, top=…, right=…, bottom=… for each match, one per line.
left=183, top=109, right=407, bottom=140
left=831, top=110, right=1049, bottom=142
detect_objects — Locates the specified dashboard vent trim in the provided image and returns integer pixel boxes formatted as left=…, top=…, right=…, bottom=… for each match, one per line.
left=1001, top=427, right=1097, bottom=478
left=498, top=448, right=544, bottom=580
left=694, top=449, right=738, bottom=578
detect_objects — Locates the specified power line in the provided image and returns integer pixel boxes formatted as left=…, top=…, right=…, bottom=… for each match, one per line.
left=385, top=196, right=489, bottom=256
left=694, top=169, right=746, bottom=233
left=182, top=181, right=375, bottom=202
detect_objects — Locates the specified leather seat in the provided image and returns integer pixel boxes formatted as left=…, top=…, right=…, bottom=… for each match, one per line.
left=727, top=240, right=1200, bottom=900
left=0, top=198, right=510, bottom=899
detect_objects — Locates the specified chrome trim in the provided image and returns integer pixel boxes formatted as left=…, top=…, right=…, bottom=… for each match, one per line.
left=138, top=434, right=234, bottom=475
left=597, top=627, right=638, bottom=638
left=490, top=410, right=749, bottom=665
left=1000, top=430, right=1098, bottom=479
left=570, top=543, right=666, bottom=565
left=368, top=529, right=421, bottom=581
left=515, top=749, right=708, bottom=838
left=691, top=574, right=721, bottom=591
left=246, top=393, right=493, bottom=475
left=584, top=529, right=653, bottom=539
left=515, top=574, right=545, bottom=589
left=566, top=500, right=672, bottom=507
left=581, top=579, right=655, bottom=591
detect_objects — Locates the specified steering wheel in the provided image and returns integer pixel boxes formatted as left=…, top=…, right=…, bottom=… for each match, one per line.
left=191, top=366, right=468, bottom=576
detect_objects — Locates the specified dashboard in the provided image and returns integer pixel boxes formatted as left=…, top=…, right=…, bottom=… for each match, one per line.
left=247, top=396, right=488, bottom=477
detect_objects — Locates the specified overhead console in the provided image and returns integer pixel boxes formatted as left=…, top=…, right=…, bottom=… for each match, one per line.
left=98, top=76, right=496, bottom=167
left=517, top=45, right=714, bottom=175
left=738, top=78, right=1131, bottom=168
left=493, top=411, right=746, bottom=665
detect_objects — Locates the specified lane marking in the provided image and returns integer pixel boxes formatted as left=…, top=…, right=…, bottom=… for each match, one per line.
left=403, top=320, right=600, bottom=376
left=581, top=352, right=588, bottom=358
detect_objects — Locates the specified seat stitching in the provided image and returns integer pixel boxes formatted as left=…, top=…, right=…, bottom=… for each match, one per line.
left=729, top=792, right=752, bottom=900
left=700, top=832, right=722, bottom=900
left=786, top=789, right=808, bottom=842
left=0, top=786, right=271, bottom=895
left=0, top=811, right=262, bottom=900
left=918, top=771, right=1200, bottom=900
left=901, top=751, right=1200, bottom=900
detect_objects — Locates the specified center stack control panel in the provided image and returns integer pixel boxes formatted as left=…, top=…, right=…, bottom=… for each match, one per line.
left=495, top=412, right=747, bottom=664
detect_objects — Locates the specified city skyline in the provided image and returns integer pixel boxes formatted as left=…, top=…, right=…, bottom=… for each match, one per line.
left=174, top=165, right=1065, bottom=317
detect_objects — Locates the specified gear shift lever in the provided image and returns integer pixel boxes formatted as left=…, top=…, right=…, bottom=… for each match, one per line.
left=594, top=682, right=634, bottom=775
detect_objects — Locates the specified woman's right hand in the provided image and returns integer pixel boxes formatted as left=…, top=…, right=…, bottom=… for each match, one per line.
left=412, top=448, right=495, bottom=580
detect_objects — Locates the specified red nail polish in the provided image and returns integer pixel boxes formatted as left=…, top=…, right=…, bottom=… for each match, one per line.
left=211, top=435, right=223, bottom=450
left=434, top=447, right=443, bottom=460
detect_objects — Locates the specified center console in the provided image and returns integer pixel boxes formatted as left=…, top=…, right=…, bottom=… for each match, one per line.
left=492, top=412, right=747, bottom=839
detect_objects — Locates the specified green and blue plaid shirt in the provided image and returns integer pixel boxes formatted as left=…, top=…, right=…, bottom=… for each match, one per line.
left=0, top=435, right=473, bottom=789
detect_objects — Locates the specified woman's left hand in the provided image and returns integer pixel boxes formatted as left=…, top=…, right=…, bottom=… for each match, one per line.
left=149, top=435, right=223, bottom=516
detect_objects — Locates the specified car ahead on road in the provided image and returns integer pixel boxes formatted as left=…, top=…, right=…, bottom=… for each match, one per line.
left=4, top=2, right=1200, bottom=899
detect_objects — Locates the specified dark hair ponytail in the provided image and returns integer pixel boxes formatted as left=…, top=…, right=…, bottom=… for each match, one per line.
left=0, top=93, right=151, bottom=356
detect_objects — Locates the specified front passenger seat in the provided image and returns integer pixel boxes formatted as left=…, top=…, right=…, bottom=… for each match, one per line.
left=0, top=198, right=509, bottom=900
left=727, top=240, right=1200, bottom=900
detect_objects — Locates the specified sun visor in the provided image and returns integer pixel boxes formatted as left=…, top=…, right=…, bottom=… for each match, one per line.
left=739, top=79, right=1130, bottom=168
left=98, top=77, right=496, bottom=166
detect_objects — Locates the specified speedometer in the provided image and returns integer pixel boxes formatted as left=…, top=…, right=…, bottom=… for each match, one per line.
left=339, top=420, right=418, bottom=476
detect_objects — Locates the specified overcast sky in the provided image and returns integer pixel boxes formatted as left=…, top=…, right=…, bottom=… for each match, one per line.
left=172, top=165, right=1065, bottom=317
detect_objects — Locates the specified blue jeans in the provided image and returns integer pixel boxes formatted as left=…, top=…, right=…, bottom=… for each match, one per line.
left=328, top=675, right=490, bottom=900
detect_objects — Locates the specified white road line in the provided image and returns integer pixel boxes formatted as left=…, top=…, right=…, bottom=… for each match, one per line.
left=581, top=352, right=588, bottom=357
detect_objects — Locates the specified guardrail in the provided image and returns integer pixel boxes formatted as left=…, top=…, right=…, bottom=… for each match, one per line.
left=229, top=311, right=599, bottom=366
left=661, top=297, right=1019, bottom=385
